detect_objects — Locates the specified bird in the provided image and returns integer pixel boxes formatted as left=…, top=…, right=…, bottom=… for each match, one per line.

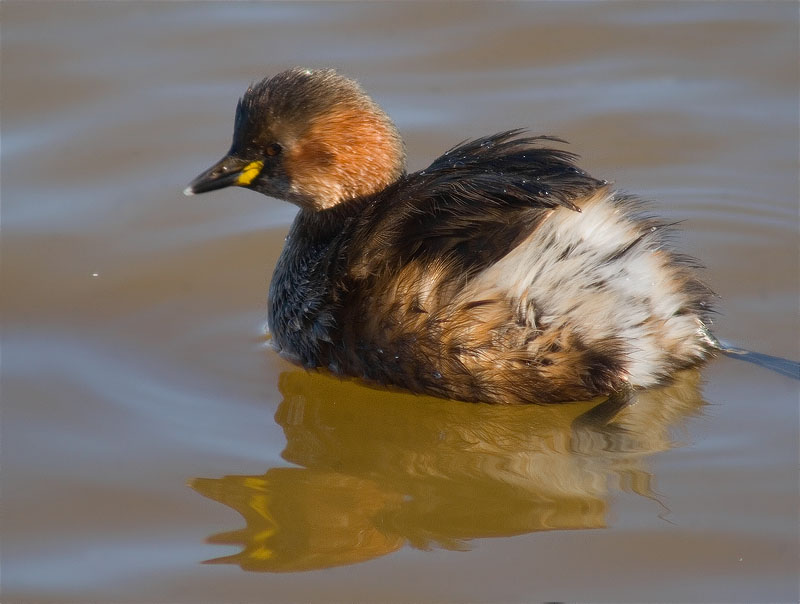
left=185, top=67, right=717, bottom=404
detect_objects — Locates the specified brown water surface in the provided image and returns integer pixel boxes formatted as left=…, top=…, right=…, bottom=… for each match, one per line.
left=2, top=2, right=798, bottom=603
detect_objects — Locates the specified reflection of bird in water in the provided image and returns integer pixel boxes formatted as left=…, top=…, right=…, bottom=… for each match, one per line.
left=190, top=369, right=706, bottom=572
left=185, top=67, right=722, bottom=404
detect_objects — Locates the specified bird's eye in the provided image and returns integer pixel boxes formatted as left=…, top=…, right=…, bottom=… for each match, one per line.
left=266, top=143, right=282, bottom=157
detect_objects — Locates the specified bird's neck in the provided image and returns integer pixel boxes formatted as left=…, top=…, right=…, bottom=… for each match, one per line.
left=267, top=204, right=362, bottom=366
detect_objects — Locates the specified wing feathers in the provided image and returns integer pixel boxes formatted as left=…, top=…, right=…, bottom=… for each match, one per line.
left=349, top=131, right=603, bottom=278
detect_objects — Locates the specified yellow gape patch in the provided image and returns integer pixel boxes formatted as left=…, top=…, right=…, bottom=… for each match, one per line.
left=237, top=160, right=264, bottom=186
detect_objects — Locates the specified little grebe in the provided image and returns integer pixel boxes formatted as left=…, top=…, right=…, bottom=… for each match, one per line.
left=186, top=68, right=716, bottom=404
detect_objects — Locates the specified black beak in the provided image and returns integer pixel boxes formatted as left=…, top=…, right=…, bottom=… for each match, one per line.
left=183, top=155, right=261, bottom=196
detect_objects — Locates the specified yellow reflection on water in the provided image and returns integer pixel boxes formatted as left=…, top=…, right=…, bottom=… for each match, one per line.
left=191, top=369, right=705, bottom=572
